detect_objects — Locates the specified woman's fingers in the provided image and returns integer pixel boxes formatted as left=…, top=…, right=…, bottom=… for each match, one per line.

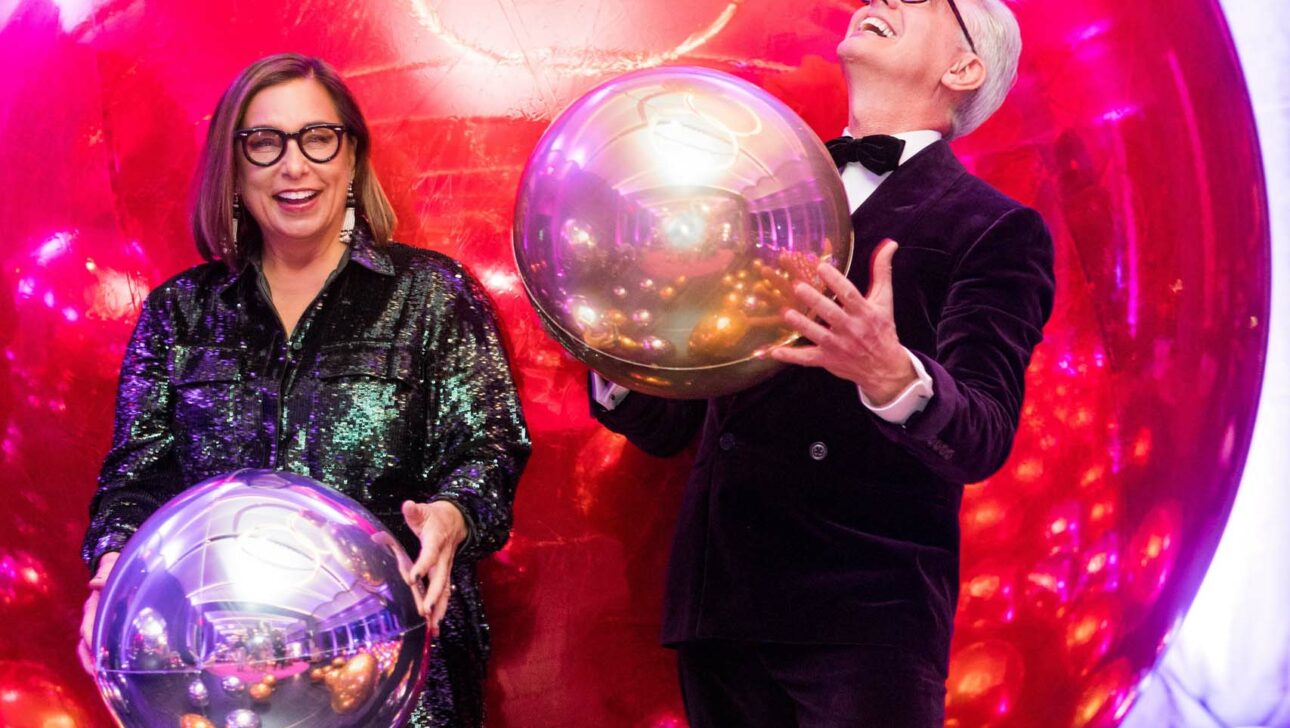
left=78, top=639, right=95, bottom=675
left=429, top=579, right=453, bottom=638
left=423, top=551, right=452, bottom=626
left=79, top=591, right=99, bottom=675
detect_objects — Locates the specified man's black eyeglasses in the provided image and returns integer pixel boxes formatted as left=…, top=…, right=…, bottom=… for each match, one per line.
left=862, top=0, right=978, bottom=54
left=234, top=124, right=349, bottom=167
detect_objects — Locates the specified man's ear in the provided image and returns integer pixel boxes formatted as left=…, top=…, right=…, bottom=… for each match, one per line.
left=942, top=54, right=986, bottom=93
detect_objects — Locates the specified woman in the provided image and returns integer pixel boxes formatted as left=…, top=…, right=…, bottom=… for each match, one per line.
left=77, top=53, right=530, bottom=727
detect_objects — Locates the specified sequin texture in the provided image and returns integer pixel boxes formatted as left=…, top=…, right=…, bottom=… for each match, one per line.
left=82, top=226, right=531, bottom=727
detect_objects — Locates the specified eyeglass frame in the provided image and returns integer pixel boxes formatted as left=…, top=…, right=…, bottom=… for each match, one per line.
left=866, top=0, right=977, bottom=54
left=233, top=123, right=351, bottom=167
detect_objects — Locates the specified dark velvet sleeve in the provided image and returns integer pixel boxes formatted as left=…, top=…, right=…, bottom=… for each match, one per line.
left=588, top=374, right=707, bottom=458
left=874, top=207, right=1056, bottom=483
left=421, top=262, right=531, bottom=562
left=81, top=290, right=184, bottom=572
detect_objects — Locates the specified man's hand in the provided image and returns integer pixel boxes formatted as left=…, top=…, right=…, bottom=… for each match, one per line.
left=770, top=239, right=916, bottom=404
left=78, top=551, right=120, bottom=674
left=401, top=500, right=468, bottom=639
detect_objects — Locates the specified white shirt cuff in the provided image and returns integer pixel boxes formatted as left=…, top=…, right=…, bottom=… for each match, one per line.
left=591, top=371, right=631, bottom=410
left=858, top=349, right=934, bottom=425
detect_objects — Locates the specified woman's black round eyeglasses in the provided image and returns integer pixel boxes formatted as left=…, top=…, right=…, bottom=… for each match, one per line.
left=234, top=124, right=349, bottom=167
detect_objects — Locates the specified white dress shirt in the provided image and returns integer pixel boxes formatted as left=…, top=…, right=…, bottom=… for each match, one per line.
left=593, top=129, right=941, bottom=426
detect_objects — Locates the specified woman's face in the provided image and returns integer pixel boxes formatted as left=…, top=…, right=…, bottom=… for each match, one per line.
left=236, top=78, right=356, bottom=252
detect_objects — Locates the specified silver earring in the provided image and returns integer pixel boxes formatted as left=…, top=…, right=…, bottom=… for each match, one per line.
left=340, top=181, right=356, bottom=244
left=231, top=192, right=242, bottom=253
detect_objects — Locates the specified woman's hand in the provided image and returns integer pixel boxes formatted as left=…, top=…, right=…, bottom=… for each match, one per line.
left=401, top=500, right=468, bottom=639
left=78, top=551, right=120, bottom=674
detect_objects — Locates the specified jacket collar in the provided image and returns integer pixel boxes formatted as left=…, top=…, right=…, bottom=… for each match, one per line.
left=218, top=224, right=395, bottom=299
left=850, top=140, right=965, bottom=247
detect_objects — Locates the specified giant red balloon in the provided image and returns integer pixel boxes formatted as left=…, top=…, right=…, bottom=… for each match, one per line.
left=0, top=1, right=1268, bottom=726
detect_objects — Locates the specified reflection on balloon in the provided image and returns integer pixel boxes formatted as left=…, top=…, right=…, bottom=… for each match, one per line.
left=0, top=660, right=93, bottom=728
left=1063, top=596, right=1120, bottom=677
left=514, top=66, right=852, bottom=398
left=1071, top=658, right=1135, bottom=728
left=946, top=640, right=1024, bottom=725
left=92, top=470, right=428, bottom=727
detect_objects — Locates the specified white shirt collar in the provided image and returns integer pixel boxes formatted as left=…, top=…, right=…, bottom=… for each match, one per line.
left=841, top=128, right=943, bottom=167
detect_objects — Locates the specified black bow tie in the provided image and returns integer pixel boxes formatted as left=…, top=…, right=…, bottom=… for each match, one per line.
left=825, top=135, right=906, bottom=176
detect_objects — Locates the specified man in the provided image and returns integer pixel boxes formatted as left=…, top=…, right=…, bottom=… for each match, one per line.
left=590, top=1, right=1053, bottom=725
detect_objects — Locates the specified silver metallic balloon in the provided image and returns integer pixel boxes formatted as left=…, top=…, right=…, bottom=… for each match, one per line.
left=92, top=470, right=429, bottom=727
left=225, top=709, right=261, bottom=728
left=220, top=675, right=245, bottom=697
left=188, top=678, right=210, bottom=707
left=514, top=66, right=852, bottom=398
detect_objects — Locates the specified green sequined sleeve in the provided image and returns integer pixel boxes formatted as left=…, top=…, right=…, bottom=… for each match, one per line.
left=421, top=260, right=531, bottom=562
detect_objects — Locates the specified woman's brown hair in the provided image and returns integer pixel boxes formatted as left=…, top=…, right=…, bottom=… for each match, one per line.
left=190, top=53, right=396, bottom=268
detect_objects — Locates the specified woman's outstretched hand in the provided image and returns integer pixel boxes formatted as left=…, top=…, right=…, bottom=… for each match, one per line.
left=401, top=500, right=467, bottom=639
left=78, top=551, right=120, bottom=674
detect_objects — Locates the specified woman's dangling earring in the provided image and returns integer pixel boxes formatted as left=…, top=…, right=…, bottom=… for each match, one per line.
left=340, top=181, right=356, bottom=244
left=231, top=192, right=242, bottom=254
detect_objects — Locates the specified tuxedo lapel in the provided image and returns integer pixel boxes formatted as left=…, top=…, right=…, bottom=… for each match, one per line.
left=846, top=140, right=966, bottom=290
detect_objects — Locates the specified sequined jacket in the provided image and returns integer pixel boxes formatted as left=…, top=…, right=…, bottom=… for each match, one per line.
left=82, top=228, right=531, bottom=666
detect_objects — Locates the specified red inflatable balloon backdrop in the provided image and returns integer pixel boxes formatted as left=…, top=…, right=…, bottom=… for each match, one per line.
left=0, top=0, right=1269, bottom=726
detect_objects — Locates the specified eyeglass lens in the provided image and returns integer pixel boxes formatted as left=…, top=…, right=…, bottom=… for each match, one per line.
left=241, top=126, right=342, bottom=166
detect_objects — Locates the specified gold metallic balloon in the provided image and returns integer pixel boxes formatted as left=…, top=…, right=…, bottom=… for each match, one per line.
left=324, top=652, right=378, bottom=715
left=248, top=682, right=273, bottom=702
left=514, top=66, right=852, bottom=398
left=180, top=715, right=216, bottom=728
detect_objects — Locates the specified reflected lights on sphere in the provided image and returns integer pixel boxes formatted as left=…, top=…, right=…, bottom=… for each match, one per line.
left=514, top=66, right=852, bottom=398
left=91, top=469, right=428, bottom=728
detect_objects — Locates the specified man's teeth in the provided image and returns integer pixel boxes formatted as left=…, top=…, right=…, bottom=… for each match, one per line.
left=860, top=17, right=895, bottom=38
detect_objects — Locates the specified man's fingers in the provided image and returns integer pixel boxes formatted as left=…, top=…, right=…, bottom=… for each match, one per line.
left=769, top=342, right=826, bottom=368
left=866, top=239, right=898, bottom=307
left=782, top=308, right=835, bottom=347
left=791, top=282, right=850, bottom=330
left=815, top=263, right=866, bottom=312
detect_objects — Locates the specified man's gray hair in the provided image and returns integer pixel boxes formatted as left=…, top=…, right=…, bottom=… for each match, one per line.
left=948, top=0, right=1022, bottom=139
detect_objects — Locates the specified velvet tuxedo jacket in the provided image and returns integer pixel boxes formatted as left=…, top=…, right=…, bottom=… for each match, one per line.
left=592, top=140, right=1055, bottom=670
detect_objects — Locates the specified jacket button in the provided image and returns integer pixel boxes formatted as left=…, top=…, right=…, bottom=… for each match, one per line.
left=809, top=442, right=828, bottom=461
left=718, top=433, right=736, bottom=451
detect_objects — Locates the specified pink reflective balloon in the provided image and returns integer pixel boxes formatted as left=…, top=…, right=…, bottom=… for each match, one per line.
left=0, top=1, right=1269, bottom=726
left=514, top=66, right=851, bottom=399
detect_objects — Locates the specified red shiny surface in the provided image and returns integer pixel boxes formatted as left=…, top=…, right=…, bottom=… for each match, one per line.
left=0, top=1, right=1268, bottom=726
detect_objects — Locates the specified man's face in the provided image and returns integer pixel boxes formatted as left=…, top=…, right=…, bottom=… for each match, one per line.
left=837, top=0, right=973, bottom=87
